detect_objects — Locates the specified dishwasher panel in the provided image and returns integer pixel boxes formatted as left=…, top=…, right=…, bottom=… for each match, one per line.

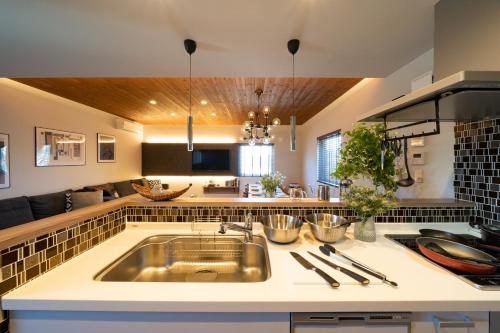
left=292, top=313, right=411, bottom=333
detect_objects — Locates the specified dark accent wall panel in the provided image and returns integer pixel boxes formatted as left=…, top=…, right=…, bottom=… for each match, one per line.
left=142, top=143, right=191, bottom=176
left=454, top=118, right=500, bottom=225
left=142, top=143, right=238, bottom=176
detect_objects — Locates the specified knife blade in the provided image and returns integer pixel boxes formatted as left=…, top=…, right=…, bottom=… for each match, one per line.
left=307, top=251, right=370, bottom=285
left=290, top=252, right=340, bottom=288
left=320, top=244, right=398, bottom=287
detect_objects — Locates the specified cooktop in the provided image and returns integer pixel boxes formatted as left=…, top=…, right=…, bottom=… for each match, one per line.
left=385, top=234, right=500, bottom=291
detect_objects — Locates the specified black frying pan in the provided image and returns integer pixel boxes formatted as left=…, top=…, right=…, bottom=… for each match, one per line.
left=419, top=229, right=469, bottom=243
left=419, top=228, right=500, bottom=254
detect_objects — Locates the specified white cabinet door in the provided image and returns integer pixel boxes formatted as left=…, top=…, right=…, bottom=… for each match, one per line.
left=411, top=312, right=489, bottom=333
left=10, top=311, right=290, bottom=333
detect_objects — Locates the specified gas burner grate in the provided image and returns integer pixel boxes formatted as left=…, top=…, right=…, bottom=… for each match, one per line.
left=385, top=234, right=500, bottom=290
left=463, top=275, right=500, bottom=286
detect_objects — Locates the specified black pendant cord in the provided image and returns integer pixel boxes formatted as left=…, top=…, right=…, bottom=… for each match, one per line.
left=292, top=54, right=295, bottom=117
left=189, top=55, right=192, bottom=117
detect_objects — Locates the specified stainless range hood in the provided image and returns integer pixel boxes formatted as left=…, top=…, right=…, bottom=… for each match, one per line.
left=358, top=71, right=500, bottom=123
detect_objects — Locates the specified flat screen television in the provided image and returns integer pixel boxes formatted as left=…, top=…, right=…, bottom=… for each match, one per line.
left=192, top=149, right=230, bottom=171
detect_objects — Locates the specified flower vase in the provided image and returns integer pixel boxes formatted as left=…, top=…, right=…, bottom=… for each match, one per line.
left=354, top=216, right=376, bottom=242
left=264, top=190, right=275, bottom=198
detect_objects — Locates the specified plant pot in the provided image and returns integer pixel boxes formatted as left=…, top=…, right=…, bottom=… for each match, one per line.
left=354, top=216, right=376, bottom=242
left=264, top=191, right=276, bottom=198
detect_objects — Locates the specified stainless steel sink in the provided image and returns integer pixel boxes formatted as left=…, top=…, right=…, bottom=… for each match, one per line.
left=94, top=235, right=271, bottom=282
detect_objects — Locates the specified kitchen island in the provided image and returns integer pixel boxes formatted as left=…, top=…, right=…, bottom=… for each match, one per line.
left=3, top=221, right=498, bottom=333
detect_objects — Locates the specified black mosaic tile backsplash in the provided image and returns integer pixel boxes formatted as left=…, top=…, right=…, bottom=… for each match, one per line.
left=454, top=118, right=500, bottom=225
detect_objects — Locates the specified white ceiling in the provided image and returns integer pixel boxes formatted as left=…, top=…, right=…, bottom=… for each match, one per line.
left=0, top=0, right=438, bottom=77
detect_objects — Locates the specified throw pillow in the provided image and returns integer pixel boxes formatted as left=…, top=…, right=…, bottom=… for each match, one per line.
left=65, top=191, right=72, bottom=212
left=28, top=191, right=67, bottom=220
left=147, top=179, right=162, bottom=192
left=71, top=190, right=104, bottom=210
left=0, top=196, right=35, bottom=229
left=140, top=178, right=149, bottom=187
left=114, top=180, right=140, bottom=197
left=84, top=183, right=116, bottom=197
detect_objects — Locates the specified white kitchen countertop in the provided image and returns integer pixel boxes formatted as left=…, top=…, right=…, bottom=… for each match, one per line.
left=2, top=222, right=500, bottom=313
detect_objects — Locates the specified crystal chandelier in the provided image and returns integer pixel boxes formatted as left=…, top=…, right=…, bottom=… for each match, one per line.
left=241, top=88, right=280, bottom=145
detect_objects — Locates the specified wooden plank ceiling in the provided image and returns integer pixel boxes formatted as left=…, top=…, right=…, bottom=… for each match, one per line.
left=12, top=77, right=362, bottom=125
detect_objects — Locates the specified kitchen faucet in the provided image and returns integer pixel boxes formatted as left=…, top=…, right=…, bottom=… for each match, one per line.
left=219, top=211, right=253, bottom=243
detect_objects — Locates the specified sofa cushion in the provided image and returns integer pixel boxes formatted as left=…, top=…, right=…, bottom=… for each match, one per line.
left=113, top=180, right=136, bottom=197
left=28, top=191, right=67, bottom=220
left=0, top=196, right=35, bottom=229
left=72, top=190, right=103, bottom=210
left=84, top=183, right=117, bottom=198
left=131, top=178, right=145, bottom=185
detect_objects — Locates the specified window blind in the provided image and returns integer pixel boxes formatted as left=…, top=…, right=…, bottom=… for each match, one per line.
left=238, top=144, right=275, bottom=177
left=317, top=130, right=341, bottom=185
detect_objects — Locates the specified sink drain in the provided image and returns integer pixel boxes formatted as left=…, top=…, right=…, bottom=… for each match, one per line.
left=185, top=269, right=218, bottom=282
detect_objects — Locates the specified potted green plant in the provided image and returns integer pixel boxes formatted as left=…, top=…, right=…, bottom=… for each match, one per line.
left=342, top=186, right=397, bottom=242
left=332, top=124, right=398, bottom=242
left=260, top=171, right=286, bottom=197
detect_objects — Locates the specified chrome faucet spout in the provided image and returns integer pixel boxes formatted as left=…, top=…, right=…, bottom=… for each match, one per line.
left=218, top=214, right=254, bottom=243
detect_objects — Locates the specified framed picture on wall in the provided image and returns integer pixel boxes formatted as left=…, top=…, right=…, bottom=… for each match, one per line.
left=0, top=133, right=10, bottom=189
left=97, top=133, right=116, bottom=163
left=35, top=127, right=86, bottom=167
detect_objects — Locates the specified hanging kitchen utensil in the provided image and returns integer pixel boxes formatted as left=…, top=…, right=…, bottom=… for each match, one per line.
left=416, top=237, right=498, bottom=274
left=380, top=141, right=392, bottom=170
left=396, top=138, right=414, bottom=187
left=388, top=139, right=402, bottom=156
left=381, top=141, right=385, bottom=170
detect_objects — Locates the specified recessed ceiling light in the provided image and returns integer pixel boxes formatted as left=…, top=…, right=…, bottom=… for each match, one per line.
left=200, top=100, right=208, bottom=105
left=149, top=100, right=157, bottom=105
left=170, top=112, right=176, bottom=116
left=211, top=112, right=216, bottom=116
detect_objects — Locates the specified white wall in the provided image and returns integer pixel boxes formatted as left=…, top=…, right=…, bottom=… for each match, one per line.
left=0, top=79, right=142, bottom=199
left=300, top=49, right=455, bottom=199
left=144, top=125, right=302, bottom=197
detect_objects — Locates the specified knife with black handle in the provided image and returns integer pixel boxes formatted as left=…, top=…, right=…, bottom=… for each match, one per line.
left=320, top=244, right=398, bottom=287
left=290, top=252, right=340, bottom=288
left=307, top=251, right=370, bottom=285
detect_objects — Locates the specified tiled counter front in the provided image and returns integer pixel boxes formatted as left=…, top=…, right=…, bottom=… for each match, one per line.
left=0, top=209, right=125, bottom=298
left=126, top=205, right=474, bottom=224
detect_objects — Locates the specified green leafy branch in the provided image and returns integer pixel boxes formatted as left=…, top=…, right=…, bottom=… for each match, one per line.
left=332, top=123, right=397, bottom=192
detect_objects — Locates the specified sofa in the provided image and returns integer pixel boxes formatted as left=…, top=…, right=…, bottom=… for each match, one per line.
left=0, top=178, right=149, bottom=230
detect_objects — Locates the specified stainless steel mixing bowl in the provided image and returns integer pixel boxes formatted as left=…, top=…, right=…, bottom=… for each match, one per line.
left=305, top=213, right=350, bottom=243
left=260, top=215, right=303, bottom=244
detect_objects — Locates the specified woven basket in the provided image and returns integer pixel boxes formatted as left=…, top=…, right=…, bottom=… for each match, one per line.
left=132, top=183, right=192, bottom=201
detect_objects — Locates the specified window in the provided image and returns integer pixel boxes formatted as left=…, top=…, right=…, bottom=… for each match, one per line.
left=317, top=130, right=341, bottom=186
left=238, top=144, right=275, bottom=177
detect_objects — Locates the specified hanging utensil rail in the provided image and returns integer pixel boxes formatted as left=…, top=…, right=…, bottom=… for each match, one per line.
left=383, top=97, right=441, bottom=142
